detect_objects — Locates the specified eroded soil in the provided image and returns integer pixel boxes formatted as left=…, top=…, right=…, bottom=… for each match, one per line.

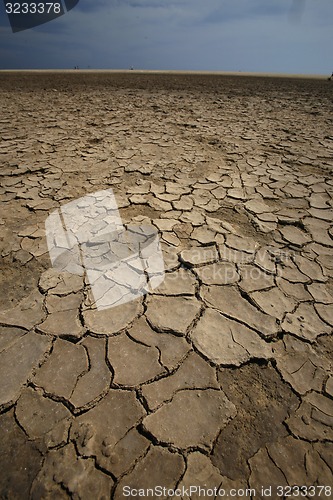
left=0, top=72, right=332, bottom=499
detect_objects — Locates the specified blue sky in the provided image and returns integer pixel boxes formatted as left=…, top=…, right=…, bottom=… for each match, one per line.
left=0, top=0, right=332, bottom=73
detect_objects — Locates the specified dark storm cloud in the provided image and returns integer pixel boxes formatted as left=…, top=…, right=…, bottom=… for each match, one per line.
left=0, top=0, right=332, bottom=73
left=74, top=0, right=110, bottom=13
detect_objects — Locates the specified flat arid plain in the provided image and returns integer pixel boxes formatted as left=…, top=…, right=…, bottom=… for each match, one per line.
left=0, top=71, right=332, bottom=499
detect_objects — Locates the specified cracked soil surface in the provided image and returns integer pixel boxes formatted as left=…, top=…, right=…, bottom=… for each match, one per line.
left=0, top=71, right=332, bottom=499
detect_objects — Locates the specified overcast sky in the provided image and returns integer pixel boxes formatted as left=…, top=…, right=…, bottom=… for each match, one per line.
left=0, top=0, right=332, bottom=73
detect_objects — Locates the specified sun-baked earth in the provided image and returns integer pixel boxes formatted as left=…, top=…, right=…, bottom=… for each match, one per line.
left=0, top=71, right=332, bottom=499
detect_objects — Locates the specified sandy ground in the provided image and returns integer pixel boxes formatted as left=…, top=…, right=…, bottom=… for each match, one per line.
left=0, top=72, right=332, bottom=499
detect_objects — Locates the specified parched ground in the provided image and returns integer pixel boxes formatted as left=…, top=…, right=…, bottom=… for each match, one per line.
left=0, top=71, right=332, bottom=499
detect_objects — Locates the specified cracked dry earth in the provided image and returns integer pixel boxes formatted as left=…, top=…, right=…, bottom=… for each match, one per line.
left=0, top=71, right=332, bottom=499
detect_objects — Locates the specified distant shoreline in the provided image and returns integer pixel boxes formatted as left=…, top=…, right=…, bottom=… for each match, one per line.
left=0, top=69, right=328, bottom=79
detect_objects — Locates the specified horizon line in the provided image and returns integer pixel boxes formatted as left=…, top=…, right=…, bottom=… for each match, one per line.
left=0, top=69, right=329, bottom=79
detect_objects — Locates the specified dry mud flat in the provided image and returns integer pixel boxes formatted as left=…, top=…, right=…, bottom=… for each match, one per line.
left=0, top=71, right=332, bottom=498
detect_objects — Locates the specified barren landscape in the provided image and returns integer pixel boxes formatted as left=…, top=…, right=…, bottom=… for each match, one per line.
left=0, top=71, right=332, bottom=499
